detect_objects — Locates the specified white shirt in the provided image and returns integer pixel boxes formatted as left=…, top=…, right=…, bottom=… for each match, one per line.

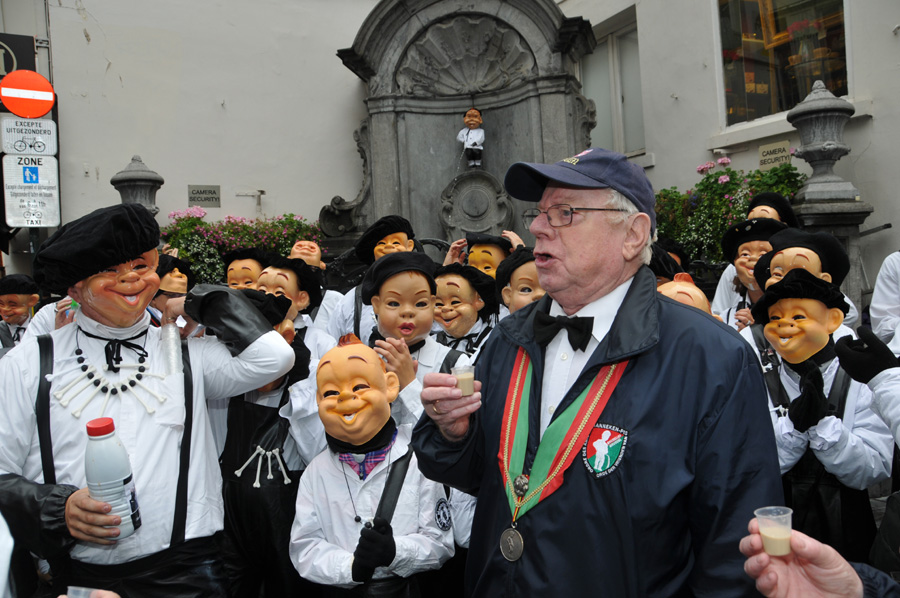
left=310, top=289, right=344, bottom=334
left=0, top=309, right=294, bottom=565
left=290, top=424, right=454, bottom=588
left=22, top=301, right=61, bottom=341
left=327, top=286, right=377, bottom=346
left=293, top=313, right=338, bottom=361
left=456, top=128, right=484, bottom=150
left=871, top=252, right=900, bottom=356
left=539, top=278, right=633, bottom=437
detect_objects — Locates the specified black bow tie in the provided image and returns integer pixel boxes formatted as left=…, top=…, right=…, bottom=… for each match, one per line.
left=369, top=327, right=426, bottom=355
left=12, top=326, right=24, bottom=343
left=436, top=329, right=489, bottom=355
left=533, top=311, right=593, bottom=352
left=79, top=328, right=149, bottom=373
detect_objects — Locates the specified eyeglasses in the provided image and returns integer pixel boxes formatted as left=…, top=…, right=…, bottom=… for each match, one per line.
left=522, top=204, right=628, bottom=228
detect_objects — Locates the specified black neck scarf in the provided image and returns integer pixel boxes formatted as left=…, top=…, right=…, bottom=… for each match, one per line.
left=326, top=417, right=397, bottom=455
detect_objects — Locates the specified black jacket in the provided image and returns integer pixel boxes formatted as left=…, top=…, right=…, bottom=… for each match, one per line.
left=413, top=266, right=784, bottom=597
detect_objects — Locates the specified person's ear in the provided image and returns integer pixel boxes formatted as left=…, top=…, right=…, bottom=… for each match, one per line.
left=819, top=271, right=833, bottom=283
left=370, top=295, right=382, bottom=316
left=501, top=285, right=512, bottom=307
left=275, top=319, right=295, bottom=345
left=622, top=213, right=652, bottom=262
left=26, top=294, right=39, bottom=308
left=68, top=283, right=84, bottom=304
left=295, top=290, right=310, bottom=313
left=473, top=292, right=485, bottom=312
left=384, top=371, right=400, bottom=403
left=404, top=239, right=415, bottom=252
left=825, top=307, right=844, bottom=334
left=318, top=261, right=327, bottom=271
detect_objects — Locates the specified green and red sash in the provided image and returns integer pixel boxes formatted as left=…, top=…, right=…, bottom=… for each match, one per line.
left=498, top=347, right=627, bottom=520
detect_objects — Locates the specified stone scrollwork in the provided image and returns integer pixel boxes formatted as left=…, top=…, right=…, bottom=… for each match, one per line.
left=319, top=119, right=372, bottom=237
left=439, top=170, right=513, bottom=239
left=396, top=15, right=537, bottom=97
left=573, top=92, right=597, bottom=151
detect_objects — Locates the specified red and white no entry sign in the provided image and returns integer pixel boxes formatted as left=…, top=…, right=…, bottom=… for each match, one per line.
left=0, top=70, right=55, bottom=119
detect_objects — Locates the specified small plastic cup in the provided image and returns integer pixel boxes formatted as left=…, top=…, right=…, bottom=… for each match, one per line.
left=66, top=587, right=98, bottom=598
left=754, top=506, right=793, bottom=556
left=451, top=365, right=475, bottom=396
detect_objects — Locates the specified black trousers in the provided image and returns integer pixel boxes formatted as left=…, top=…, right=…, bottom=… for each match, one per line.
left=59, top=535, right=227, bottom=598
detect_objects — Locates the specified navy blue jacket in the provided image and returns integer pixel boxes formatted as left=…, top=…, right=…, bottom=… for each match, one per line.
left=413, top=266, right=784, bottom=597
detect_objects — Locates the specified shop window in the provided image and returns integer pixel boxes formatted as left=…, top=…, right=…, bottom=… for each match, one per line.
left=719, top=0, right=846, bottom=126
left=581, top=25, right=645, bottom=155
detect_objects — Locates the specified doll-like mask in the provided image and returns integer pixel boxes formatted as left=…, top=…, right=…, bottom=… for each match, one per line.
left=316, top=342, right=400, bottom=445
left=763, top=297, right=844, bottom=364
left=434, top=274, right=484, bottom=338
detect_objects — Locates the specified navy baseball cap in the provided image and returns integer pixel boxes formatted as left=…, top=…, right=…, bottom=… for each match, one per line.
left=504, top=148, right=657, bottom=232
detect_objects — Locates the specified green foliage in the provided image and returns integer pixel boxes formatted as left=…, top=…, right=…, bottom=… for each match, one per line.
left=160, top=207, right=323, bottom=284
left=655, top=160, right=807, bottom=264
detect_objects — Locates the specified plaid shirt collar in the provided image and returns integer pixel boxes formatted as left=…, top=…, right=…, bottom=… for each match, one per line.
left=338, top=429, right=398, bottom=480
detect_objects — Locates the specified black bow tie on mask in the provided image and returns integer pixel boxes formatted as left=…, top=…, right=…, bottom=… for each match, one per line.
left=532, top=311, right=594, bottom=352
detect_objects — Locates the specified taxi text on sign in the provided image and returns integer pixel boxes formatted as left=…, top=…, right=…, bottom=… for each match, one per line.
left=1, top=116, right=57, bottom=155
left=2, top=154, right=60, bottom=227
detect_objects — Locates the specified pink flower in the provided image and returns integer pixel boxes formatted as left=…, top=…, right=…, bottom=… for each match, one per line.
left=718, top=175, right=730, bottom=184
left=790, top=147, right=796, bottom=155
left=716, top=157, right=732, bottom=166
left=696, top=161, right=715, bottom=175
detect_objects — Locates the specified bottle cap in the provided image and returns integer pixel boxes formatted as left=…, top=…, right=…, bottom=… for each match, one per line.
left=86, top=417, right=115, bottom=437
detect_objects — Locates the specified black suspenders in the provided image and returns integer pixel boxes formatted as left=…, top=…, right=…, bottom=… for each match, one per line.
left=35, top=335, right=195, bottom=546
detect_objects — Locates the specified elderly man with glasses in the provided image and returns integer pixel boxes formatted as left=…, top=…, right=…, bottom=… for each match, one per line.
left=413, top=148, right=783, bottom=597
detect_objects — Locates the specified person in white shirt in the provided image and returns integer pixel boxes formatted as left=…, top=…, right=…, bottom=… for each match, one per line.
left=0, top=274, right=39, bottom=356
left=870, top=251, right=900, bottom=356
left=0, top=203, right=294, bottom=597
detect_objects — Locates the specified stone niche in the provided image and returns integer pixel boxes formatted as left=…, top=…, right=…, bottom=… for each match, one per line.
left=320, top=0, right=596, bottom=252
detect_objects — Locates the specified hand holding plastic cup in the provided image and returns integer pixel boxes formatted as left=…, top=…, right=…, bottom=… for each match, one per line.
left=754, top=506, right=793, bottom=556
left=65, top=587, right=99, bottom=598
left=451, top=365, right=475, bottom=396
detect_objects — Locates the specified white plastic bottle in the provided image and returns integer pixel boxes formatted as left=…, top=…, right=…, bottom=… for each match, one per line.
left=84, top=417, right=141, bottom=539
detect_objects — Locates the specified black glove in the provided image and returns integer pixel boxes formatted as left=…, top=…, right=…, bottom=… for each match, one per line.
left=835, top=327, right=900, bottom=384
left=788, top=361, right=828, bottom=433
left=351, top=516, right=396, bottom=582
left=183, top=285, right=274, bottom=356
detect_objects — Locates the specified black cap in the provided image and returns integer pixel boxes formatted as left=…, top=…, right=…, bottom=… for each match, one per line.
left=360, top=252, right=436, bottom=305
left=752, top=228, right=850, bottom=289
left=434, top=263, right=499, bottom=323
left=504, top=147, right=657, bottom=231
left=748, top=192, right=799, bottom=228
left=655, top=235, right=690, bottom=268
left=222, top=247, right=269, bottom=278
left=33, top=203, right=160, bottom=295
left=720, top=218, right=787, bottom=264
left=751, top=268, right=849, bottom=324
left=0, top=274, right=38, bottom=295
left=238, top=288, right=293, bottom=327
left=649, top=243, right=684, bottom=282
left=260, top=255, right=324, bottom=312
left=354, top=215, right=415, bottom=266
left=465, top=232, right=513, bottom=256
left=495, top=246, right=536, bottom=293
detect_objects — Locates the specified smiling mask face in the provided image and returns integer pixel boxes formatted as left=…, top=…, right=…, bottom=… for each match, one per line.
left=763, top=297, right=844, bottom=364
left=70, top=249, right=160, bottom=328
left=316, top=342, right=400, bottom=445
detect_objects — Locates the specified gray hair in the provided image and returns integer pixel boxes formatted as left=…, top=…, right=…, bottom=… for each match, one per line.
left=603, top=188, right=655, bottom=265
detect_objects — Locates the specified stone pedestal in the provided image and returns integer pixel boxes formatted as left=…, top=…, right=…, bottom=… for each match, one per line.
left=320, top=0, right=596, bottom=253
left=110, top=155, right=164, bottom=217
left=793, top=201, right=873, bottom=313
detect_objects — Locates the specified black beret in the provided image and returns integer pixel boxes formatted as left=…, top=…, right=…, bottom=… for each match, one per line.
left=465, top=232, right=513, bottom=256
left=721, top=218, right=787, bottom=264
left=752, top=228, right=850, bottom=289
left=260, top=255, right=324, bottom=312
left=0, top=274, right=38, bottom=295
left=222, top=247, right=270, bottom=279
left=649, top=243, right=684, bottom=282
left=354, top=215, right=415, bottom=266
left=748, top=192, right=799, bottom=229
left=655, top=235, right=691, bottom=267
left=751, top=268, right=849, bottom=324
left=33, top=203, right=160, bottom=295
left=495, top=246, right=536, bottom=293
left=238, top=288, right=293, bottom=327
left=434, top=263, right=499, bottom=323
left=360, top=251, right=436, bottom=305
left=157, top=254, right=196, bottom=292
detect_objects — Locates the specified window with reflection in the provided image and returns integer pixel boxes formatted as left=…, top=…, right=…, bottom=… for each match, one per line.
left=719, top=0, right=846, bottom=126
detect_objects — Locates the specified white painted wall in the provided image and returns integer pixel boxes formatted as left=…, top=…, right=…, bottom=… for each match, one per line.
left=559, top=0, right=900, bottom=294
left=2, top=0, right=898, bottom=292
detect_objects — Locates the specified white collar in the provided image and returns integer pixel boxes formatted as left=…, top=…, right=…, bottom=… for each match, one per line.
left=549, top=277, right=634, bottom=344
left=76, top=309, right=151, bottom=340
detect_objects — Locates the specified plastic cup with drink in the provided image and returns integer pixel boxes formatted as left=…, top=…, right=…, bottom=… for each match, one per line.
left=451, top=365, right=475, bottom=396
left=754, top=506, right=793, bottom=556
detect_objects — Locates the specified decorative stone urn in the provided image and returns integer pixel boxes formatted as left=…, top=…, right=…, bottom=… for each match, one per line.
left=110, top=155, right=164, bottom=216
